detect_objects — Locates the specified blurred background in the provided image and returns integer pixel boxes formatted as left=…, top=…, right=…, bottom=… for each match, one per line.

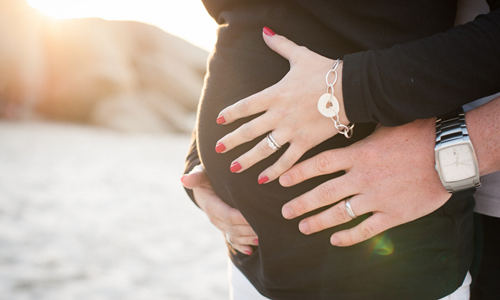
left=0, top=0, right=228, bottom=299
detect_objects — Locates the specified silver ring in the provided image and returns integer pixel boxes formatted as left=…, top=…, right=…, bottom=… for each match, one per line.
left=225, top=232, right=234, bottom=246
left=266, top=133, right=281, bottom=151
left=344, top=199, right=357, bottom=219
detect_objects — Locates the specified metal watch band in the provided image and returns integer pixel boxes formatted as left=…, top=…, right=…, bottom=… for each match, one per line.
left=435, top=109, right=469, bottom=144
left=435, top=108, right=481, bottom=192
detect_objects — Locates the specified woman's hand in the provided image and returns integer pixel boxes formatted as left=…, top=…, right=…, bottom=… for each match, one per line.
left=279, top=119, right=452, bottom=247
left=215, top=27, right=349, bottom=184
left=182, top=165, right=259, bottom=255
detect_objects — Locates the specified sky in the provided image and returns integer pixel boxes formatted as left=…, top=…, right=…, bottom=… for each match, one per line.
left=27, top=0, right=218, bottom=51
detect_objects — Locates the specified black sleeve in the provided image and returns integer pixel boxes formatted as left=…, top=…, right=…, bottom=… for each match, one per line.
left=183, top=126, right=201, bottom=208
left=342, top=1, right=500, bottom=126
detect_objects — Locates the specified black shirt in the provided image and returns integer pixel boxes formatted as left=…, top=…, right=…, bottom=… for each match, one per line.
left=184, top=1, right=499, bottom=299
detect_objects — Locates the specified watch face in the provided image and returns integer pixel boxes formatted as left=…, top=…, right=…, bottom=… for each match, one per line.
left=438, top=144, right=477, bottom=182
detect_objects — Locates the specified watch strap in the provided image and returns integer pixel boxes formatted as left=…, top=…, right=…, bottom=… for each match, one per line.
left=435, top=108, right=469, bottom=144
left=435, top=107, right=481, bottom=192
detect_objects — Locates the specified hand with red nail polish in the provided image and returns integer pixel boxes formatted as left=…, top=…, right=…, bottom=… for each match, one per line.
left=230, top=161, right=242, bottom=173
left=215, top=27, right=349, bottom=185
left=182, top=164, right=259, bottom=255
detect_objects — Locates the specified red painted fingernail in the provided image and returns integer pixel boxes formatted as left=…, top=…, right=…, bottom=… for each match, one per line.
left=254, top=238, right=259, bottom=245
left=216, top=115, right=226, bottom=124
left=180, top=175, right=187, bottom=183
left=258, top=176, right=269, bottom=185
left=215, top=142, right=226, bottom=153
left=244, top=250, right=253, bottom=255
left=230, top=162, right=242, bottom=173
left=263, top=26, right=275, bottom=36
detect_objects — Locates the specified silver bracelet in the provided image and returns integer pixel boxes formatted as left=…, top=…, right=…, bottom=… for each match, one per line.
left=317, top=60, right=354, bottom=138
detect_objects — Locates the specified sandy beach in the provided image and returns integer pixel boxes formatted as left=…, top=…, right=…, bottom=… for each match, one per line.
left=0, top=121, right=228, bottom=300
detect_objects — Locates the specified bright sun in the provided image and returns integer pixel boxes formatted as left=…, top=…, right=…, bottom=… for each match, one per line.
left=27, top=0, right=217, bottom=51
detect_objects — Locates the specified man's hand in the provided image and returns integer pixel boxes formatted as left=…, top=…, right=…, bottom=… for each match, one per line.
left=279, top=119, right=451, bottom=247
left=182, top=165, right=258, bottom=255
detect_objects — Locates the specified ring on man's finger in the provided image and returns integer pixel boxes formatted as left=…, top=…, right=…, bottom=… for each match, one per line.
left=344, top=198, right=357, bottom=219
left=266, top=132, right=282, bottom=151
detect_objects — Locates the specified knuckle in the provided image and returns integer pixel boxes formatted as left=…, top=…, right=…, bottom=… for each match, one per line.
left=310, top=216, right=326, bottom=232
left=318, top=183, right=335, bottom=204
left=238, top=123, right=254, bottom=140
left=343, top=234, right=354, bottom=246
left=360, top=223, right=376, bottom=240
left=315, top=154, right=331, bottom=173
left=258, top=139, right=273, bottom=155
left=276, top=156, right=293, bottom=172
left=287, top=162, right=306, bottom=182
left=285, top=169, right=299, bottom=183
left=290, top=199, right=306, bottom=216
left=237, top=99, right=250, bottom=115
left=331, top=204, right=349, bottom=221
left=231, top=236, right=242, bottom=245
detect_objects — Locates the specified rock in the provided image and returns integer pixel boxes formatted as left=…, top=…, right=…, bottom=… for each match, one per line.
left=0, top=0, right=208, bottom=133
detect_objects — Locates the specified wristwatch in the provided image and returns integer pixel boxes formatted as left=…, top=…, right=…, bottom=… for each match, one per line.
left=434, top=108, right=481, bottom=192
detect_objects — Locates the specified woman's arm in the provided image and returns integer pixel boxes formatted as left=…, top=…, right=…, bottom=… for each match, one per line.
left=343, top=1, right=500, bottom=125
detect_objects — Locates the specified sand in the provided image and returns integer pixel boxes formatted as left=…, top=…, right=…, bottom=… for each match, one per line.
left=0, top=121, right=228, bottom=300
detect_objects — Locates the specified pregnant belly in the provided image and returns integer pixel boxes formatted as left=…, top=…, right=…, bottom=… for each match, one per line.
left=196, top=41, right=367, bottom=224
left=195, top=32, right=392, bottom=286
left=195, top=34, right=472, bottom=298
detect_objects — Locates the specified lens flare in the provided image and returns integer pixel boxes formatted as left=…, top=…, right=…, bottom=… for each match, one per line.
left=371, top=234, right=394, bottom=256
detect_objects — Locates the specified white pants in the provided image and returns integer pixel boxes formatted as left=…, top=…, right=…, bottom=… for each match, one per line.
left=228, top=260, right=472, bottom=300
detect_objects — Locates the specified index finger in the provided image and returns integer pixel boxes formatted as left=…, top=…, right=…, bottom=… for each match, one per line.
left=279, top=148, right=351, bottom=187
left=217, top=85, right=276, bottom=125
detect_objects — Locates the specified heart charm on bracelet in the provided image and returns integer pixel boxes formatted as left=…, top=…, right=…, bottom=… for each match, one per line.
left=317, top=93, right=339, bottom=118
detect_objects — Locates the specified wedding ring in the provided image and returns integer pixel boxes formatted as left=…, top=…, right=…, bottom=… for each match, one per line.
left=344, top=198, right=357, bottom=219
left=225, top=232, right=234, bottom=247
left=266, top=133, right=281, bottom=151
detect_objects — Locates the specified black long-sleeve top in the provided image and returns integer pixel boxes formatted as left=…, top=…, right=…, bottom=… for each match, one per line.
left=184, top=1, right=499, bottom=299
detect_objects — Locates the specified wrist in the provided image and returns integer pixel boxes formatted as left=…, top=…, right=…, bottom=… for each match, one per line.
left=334, top=61, right=350, bottom=125
left=465, top=98, right=500, bottom=176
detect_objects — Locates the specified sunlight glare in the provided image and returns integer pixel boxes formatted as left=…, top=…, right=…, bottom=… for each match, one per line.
left=27, top=0, right=217, bottom=51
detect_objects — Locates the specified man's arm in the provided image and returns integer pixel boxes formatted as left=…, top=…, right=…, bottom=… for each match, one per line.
left=343, top=1, right=500, bottom=125
left=467, top=97, right=500, bottom=175
left=279, top=97, right=499, bottom=246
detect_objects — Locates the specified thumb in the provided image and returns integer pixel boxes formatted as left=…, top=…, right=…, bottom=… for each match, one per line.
left=262, top=27, right=301, bottom=63
left=181, top=165, right=207, bottom=189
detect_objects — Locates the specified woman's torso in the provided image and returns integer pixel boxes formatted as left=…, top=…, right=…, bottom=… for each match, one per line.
left=196, top=1, right=473, bottom=299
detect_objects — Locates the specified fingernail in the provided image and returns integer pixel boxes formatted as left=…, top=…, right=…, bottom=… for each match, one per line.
left=258, top=176, right=269, bottom=185
left=254, top=238, right=259, bottom=245
left=216, top=115, right=226, bottom=124
left=230, top=161, right=242, bottom=173
left=331, top=235, right=341, bottom=246
left=280, top=174, right=291, bottom=186
left=180, top=175, right=187, bottom=183
left=299, top=221, right=309, bottom=234
left=244, top=250, right=253, bottom=255
left=215, top=142, right=226, bottom=153
left=282, top=206, right=293, bottom=219
left=263, top=26, right=275, bottom=36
